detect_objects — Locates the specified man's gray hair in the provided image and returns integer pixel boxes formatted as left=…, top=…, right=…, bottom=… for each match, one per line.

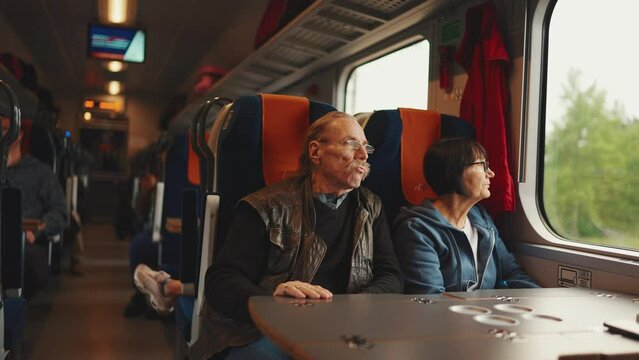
left=298, top=111, right=357, bottom=176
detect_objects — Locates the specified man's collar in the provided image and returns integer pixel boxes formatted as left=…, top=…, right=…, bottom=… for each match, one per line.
left=313, top=192, right=349, bottom=209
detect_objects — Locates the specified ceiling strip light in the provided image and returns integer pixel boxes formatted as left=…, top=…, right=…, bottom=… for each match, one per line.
left=108, top=0, right=128, bottom=24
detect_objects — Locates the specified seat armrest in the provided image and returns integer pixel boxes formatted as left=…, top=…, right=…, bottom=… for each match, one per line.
left=152, top=182, right=165, bottom=243
left=190, top=194, right=220, bottom=345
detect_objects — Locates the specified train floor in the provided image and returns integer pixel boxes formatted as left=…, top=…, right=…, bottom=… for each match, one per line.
left=19, top=223, right=174, bottom=359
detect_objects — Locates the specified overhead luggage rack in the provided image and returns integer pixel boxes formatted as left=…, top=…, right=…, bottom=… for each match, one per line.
left=214, top=0, right=431, bottom=97
left=171, top=0, right=452, bottom=130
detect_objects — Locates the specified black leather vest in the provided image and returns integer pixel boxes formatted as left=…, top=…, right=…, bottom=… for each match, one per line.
left=243, top=176, right=381, bottom=293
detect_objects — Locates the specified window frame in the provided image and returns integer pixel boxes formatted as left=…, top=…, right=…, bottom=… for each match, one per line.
left=340, top=36, right=430, bottom=115
left=520, top=0, right=639, bottom=261
left=335, top=30, right=429, bottom=112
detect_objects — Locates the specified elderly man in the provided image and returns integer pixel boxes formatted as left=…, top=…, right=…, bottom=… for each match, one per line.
left=2, top=117, right=68, bottom=298
left=168, top=111, right=400, bottom=359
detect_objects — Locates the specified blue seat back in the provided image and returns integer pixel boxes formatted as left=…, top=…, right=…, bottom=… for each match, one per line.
left=214, top=95, right=336, bottom=254
left=3, top=298, right=26, bottom=351
left=363, top=110, right=474, bottom=224
left=1, top=186, right=25, bottom=351
left=161, top=132, right=198, bottom=272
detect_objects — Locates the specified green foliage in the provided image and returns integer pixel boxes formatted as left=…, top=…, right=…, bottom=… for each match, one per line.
left=544, top=70, right=639, bottom=248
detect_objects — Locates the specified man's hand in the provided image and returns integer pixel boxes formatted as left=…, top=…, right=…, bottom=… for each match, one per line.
left=25, top=230, right=36, bottom=244
left=273, top=281, right=333, bottom=299
left=140, top=173, right=158, bottom=192
left=165, top=218, right=182, bottom=234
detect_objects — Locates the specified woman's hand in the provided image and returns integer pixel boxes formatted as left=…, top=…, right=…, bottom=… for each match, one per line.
left=273, top=281, right=333, bottom=299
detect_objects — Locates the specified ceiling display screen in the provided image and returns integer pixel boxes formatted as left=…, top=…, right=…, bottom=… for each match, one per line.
left=88, top=24, right=145, bottom=63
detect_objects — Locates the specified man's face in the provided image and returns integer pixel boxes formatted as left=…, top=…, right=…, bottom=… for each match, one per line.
left=312, top=117, right=371, bottom=193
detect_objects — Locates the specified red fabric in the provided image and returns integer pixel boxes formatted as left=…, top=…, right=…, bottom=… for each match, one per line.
left=192, top=65, right=228, bottom=95
left=254, top=0, right=288, bottom=49
left=254, top=0, right=316, bottom=49
left=454, top=1, right=514, bottom=215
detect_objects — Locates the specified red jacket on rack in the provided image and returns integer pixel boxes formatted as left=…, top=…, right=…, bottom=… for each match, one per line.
left=455, top=1, right=514, bottom=216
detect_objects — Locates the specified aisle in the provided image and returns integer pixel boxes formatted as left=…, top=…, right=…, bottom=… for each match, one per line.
left=21, top=223, right=174, bottom=359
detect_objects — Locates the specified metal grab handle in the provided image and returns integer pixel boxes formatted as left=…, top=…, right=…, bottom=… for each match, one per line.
left=191, top=97, right=232, bottom=193
left=198, top=97, right=233, bottom=179
left=0, top=80, right=21, bottom=184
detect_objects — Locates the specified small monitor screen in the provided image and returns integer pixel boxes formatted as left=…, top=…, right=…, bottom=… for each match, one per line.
left=88, top=24, right=145, bottom=63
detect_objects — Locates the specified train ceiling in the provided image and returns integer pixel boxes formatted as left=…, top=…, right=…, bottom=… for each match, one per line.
left=0, top=0, right=268, bottom=97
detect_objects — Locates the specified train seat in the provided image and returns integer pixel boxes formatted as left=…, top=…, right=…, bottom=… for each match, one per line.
left=1, top=97, right=25, bottom=356
left=178, top=133, right=209, bottom=286
left=174, top=295, right=195, bottom=354
left=157, top=132, right=200, bottom=275
left=17, top=119, right=64, bottom=273
left=173, top=136, right=205, bottom=348
left=2, top=186, right=25, bottom=355
left=3, top=297, right=26, bottom=351
left=185, top=94, right=336, bottom=346
left=362, top=108, right=475, bottom=224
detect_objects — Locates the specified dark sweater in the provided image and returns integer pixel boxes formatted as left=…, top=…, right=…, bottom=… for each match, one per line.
left=205, top=190, right=402, bottom=323
left=311, top=195, right=354, bottom=294
left=6, top=155, right=68, bottom=238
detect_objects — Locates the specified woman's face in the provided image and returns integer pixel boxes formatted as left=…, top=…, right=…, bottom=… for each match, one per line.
left=461, top=158, right=495, bottom=201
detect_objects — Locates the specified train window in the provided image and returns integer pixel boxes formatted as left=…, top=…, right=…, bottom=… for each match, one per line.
left=344, top=39, right=429, bottom=114
left=542, top=0, right=639, bottom=251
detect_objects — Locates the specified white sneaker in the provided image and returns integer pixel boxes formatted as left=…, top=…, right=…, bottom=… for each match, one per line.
left=133, top=264, right=174, bottom=315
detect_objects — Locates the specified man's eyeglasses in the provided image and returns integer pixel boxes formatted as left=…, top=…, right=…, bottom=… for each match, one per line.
left=469, top=160, right=490, bottom=172
left=345, top=139, right=374, bottom=154
left=320, top=139, right=375, bottom=154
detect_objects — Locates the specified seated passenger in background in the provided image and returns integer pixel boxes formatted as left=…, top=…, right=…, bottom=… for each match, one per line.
left=2, top=117, right=68, bottom=299
left=394, top=138, right=538, bottom=294
left=124, top=168, right=194, bottom=317
left=136, top=111, right=403, bottom=359
left=121, top=170, right=159, bottom=316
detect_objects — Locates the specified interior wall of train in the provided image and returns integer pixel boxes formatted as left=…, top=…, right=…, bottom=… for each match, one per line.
left=271, top=0, right=639, bottom=296
left=1, top=0, right=638, bottom=297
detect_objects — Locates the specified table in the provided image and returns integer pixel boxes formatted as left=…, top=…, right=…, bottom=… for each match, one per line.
left=249, top=288, right=639, bottom=359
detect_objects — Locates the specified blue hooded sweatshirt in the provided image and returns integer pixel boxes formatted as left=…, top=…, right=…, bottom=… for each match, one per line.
left=394, top=200, right=538, bottom=294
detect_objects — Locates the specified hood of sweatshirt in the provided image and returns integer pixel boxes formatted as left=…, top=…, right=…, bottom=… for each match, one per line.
left=394, top=199, right=493, bottom=233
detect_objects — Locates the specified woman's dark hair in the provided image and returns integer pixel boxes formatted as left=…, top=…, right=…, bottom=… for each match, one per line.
left=424, top=137, right=487, bottom=196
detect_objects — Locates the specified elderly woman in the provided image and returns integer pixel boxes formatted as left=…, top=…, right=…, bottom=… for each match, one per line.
left=394, top=138, right=538, bottom=294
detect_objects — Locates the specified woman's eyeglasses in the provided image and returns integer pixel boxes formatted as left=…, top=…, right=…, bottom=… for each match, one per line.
left=468, top=160, right=490, bottom=172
